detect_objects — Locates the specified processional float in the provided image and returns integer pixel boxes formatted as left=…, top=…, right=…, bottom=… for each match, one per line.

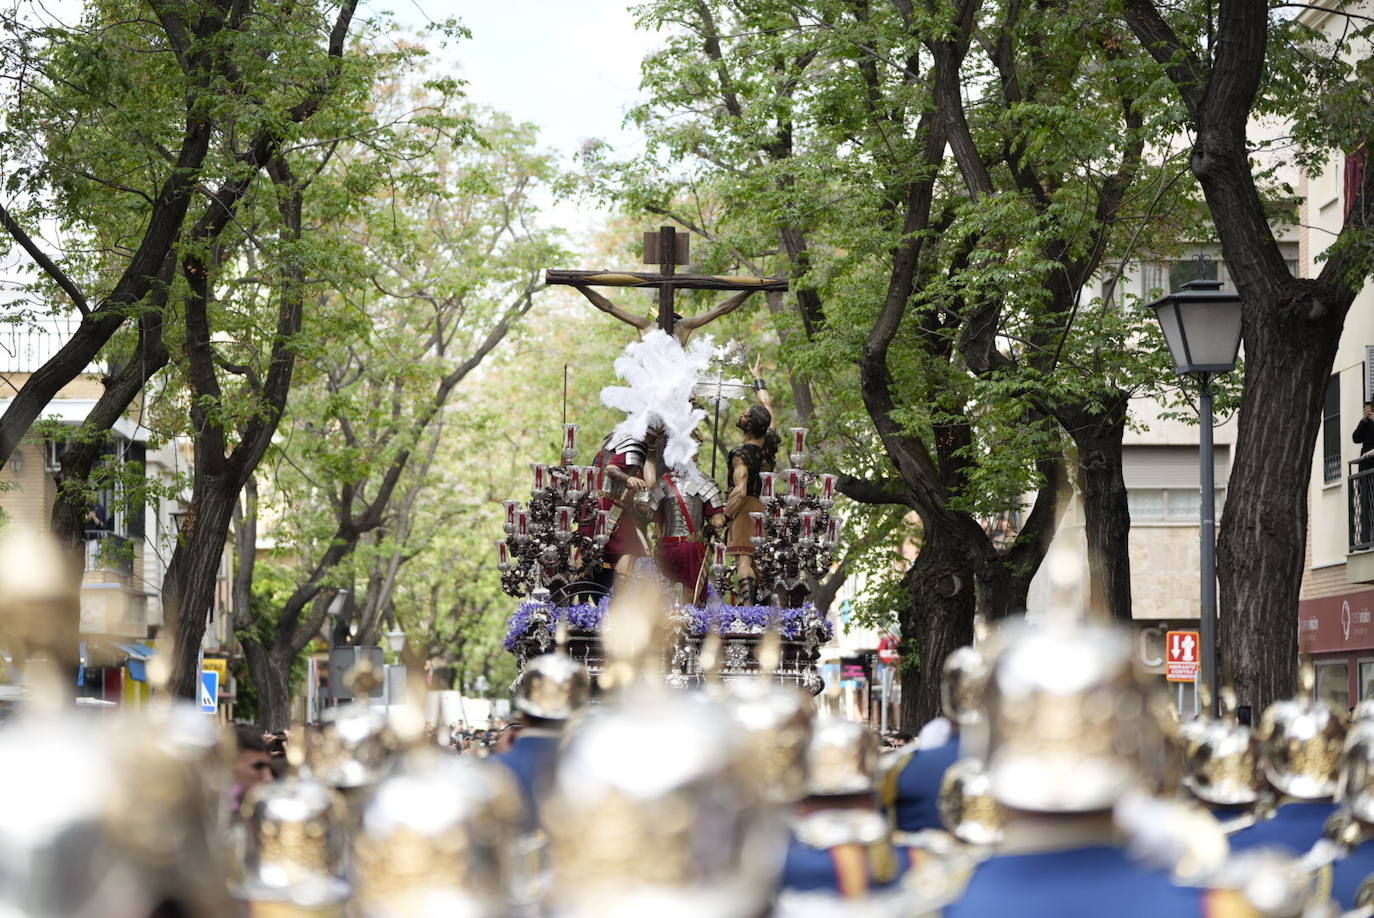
left=499, top=227, right=843, bottom=694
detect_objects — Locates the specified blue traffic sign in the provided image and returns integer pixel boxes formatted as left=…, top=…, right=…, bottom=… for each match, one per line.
left=199, top=670, right=220, bottom=714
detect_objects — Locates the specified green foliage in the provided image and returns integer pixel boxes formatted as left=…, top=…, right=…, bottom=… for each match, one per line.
left=231, top=562, right=310, bottom=724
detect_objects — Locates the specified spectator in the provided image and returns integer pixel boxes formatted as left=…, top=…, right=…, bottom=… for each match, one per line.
left=1354, top=402, right=1374, bottom=545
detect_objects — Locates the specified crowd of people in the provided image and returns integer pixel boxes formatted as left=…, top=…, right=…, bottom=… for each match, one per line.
left=11, top=589, right=1374, bottom=916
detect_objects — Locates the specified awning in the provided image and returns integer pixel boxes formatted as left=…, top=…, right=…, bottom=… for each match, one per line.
left=86, top=640, right=156, bottom=682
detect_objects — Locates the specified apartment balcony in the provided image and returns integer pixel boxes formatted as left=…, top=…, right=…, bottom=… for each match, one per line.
left=79, top=530, right=148, bottom=638
left=1349, top=462, right=1374, bottom=582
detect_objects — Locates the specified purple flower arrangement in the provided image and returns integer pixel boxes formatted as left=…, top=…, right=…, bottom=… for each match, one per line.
left=503, top=596, right=832, bottom=651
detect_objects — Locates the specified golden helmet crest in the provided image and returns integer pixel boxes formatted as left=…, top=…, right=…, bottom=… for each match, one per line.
left=938, top=757, right=1006, bottom=846
left=941, top=646, right=989, bottom=726
left=1255, top=666, right=1346, bottom=801
left=516, top=652, right=591, bottom=721
left=983, top=618, right=1146, bottom=812
left=543, top=693, right=786, bottom=918
left=807, top=717, right=880, bottom=797
left=721, top=678, right=813, bottom=805
left=353, top=752, right=523, bottom=917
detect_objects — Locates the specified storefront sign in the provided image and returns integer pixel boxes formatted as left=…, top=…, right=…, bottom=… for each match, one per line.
left=1299, top=588, right=1374, bottom=654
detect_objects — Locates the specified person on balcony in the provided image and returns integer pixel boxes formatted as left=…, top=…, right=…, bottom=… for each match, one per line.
left=1353, top=401, right=1374, bottom=545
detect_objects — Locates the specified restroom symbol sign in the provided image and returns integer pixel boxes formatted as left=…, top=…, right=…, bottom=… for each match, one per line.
left=1165, top=630, right=1201, bottom=683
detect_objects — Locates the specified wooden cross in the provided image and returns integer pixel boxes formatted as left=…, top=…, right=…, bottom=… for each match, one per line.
left=546, top=225, right=788, bottom=340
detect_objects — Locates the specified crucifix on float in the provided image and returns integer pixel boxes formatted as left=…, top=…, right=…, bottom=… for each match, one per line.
left=545, top=225, right=788, bottom=344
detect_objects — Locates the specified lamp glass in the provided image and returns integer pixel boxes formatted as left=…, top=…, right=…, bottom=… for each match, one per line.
left=384, top=628, right=405, bottom=652
left=1148, top=279, right=1243, bottom=374
left=1177, top=298, right=1243, bottom=369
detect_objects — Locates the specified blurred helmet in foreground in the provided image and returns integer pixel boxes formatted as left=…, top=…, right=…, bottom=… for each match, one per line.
left=939, top=758, right=1006, bottom=846
left=807, top=718, right=879, bottom=797
left=353, top=751, right=523, bottom=917
left=237, top=771, right=350, bottom=909
left=516, top=653, right=591, bottom=721
left=941, top=646, right=988, bottom=726
left=313, top=701, right=399, bottom=791
left=1255, top=665, right=1345, bottom=801
left=1183, top=703, right=1265, bottom=807
left=1339, top=722, right=1374, bottom=824
left=0, top=711, right=235, bottom=918
left=544, top=693, right=785, bottom=918
left=983, top=618, right=1146, bottom=812
left=722, top=678, right=812, bottom=805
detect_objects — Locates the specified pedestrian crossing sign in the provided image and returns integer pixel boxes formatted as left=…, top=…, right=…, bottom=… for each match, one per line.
left=200, top=670, right=220, bottom=713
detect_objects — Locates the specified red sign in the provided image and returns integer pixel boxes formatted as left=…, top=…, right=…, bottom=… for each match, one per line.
left=1166, top=630, right=1200, bottom=683
left=877, top=635, right=900, bottom=665
left=1299, top=588, right=1374, bottom=654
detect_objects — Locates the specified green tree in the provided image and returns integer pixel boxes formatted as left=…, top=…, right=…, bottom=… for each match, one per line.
left=608, top=0, right=1203, bottom=724
left=1121, top=0, right=1374, bottom=710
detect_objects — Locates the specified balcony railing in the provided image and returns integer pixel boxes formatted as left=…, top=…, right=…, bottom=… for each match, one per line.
left=84, top=530, right=133, bottom=575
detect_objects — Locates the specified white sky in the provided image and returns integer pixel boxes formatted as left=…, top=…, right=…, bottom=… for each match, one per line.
left=396, top=0, right=662, bottom=240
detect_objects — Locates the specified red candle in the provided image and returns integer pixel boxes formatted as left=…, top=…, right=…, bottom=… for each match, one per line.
left=820, top=474, right=836, bottom=502
left=503, top=500, right=519, bottom=528
left=760, top=472, right=775, bottom=499
left=750, top=512, right=765, bottom=539
left=516, top=510, right=529, bottom=537
left=556, top=506, right=573, bottom=533
left=788, top=468, right=803, bottom=498
left=791, top=427, right=808, bottom=454
left=713, top=542, right=727, bottom=567
left=532, top=463, right=548, bottom=490
left=800, top=511, right=817, bottom=540
left=827, top=516, right=842, bottom=543
left=496, top=540, right=509, bottom=565
left=570, top=466, right=585, bottom=491
left=595, top=510, right=608, bottom=537
left=593, top=466, right=606, bottom=494
left=563, top=423, right=579, bottom=452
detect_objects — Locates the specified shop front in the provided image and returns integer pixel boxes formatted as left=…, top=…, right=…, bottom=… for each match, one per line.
left=1297, top=587, right=1374, bottom=713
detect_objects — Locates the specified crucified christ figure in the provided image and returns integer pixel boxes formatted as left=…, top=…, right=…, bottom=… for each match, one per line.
left=572, top=285, right=758, bottom=346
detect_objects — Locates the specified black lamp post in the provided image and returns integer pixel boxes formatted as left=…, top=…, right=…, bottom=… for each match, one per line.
left=1147, top=274, right=1243, bottom=717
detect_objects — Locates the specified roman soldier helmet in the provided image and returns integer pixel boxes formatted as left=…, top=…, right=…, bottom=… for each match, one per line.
left=982, top=617, right=1148, bottom=812
left=941, top=646, right=989, bottom=726
left=237, top=766, right=351, bottom=910
left=938, top=757, right=1006, bottom=846
left=543, top=693, right=786, bottom=918
left=1339, top=721, right=1374, bottom=824
left=1255, top=662, right=1346, bottom=800
left=353, top=752, right=524, bottom=917
left=515, top=653, right=591, bottom=721
left=1183, top=691, right=1266, bottom=807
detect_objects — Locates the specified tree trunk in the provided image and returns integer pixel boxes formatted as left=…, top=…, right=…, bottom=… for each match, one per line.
left=241, top=638, right=293, bottom=731
left=1060, top=395, right=1133, bottom=622
left=898, top=535, right=976, bottom=731
left=1217, top=301, right=1342, bottom=714
left=164, top=476, right=239, bottom=698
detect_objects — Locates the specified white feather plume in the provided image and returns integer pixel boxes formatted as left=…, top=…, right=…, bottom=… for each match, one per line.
left=601, top=330, right=714, bottom=474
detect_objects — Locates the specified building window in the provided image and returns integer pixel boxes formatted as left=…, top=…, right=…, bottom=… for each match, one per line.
left=1128, top=488, right=1224, bottom=522
left=1168, top=257, right=1219, bottom=292
left=1360, top=659, right=1374, bottom=702
left=1316, top=660, right=1351, bottom=713
left=1324, top=374, right=1341, bottom=483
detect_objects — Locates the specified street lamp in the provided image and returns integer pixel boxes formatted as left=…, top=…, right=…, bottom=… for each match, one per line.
left=382, top=628, right=406, bottom=717
left=1148, top=274, right=1243, bottom=718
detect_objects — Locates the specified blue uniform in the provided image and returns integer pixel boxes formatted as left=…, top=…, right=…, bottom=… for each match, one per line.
left=945, top=844, right=1249, bottom=917
left=492, top=733, right=560, bottom=829
left=884, top=736, right=960, bottom=832
left=1227, top=800, right=1336, bottom=854
left=1329, top=839, right=1374, bottom=907
left=779, top=835, right=917, bottom=897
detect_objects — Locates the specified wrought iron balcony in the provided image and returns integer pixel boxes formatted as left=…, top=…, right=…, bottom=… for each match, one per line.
left=83, top=530, right=134, bottom=575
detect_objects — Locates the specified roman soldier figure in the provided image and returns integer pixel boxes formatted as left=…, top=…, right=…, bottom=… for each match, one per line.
left=648, top=459, right=726, bottom=604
